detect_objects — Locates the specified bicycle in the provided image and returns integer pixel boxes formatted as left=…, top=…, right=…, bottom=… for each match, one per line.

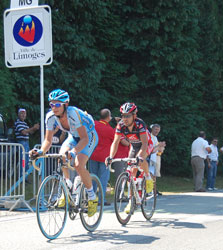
left=109, top=158, right=156, bottom=225
left=32, top=153, right=104, bottom=239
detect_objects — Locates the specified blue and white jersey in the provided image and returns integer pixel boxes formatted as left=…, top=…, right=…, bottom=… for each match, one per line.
left=45, top=106, right=95, bottom=138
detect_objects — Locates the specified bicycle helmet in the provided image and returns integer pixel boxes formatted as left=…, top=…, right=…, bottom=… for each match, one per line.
left=48, top=89, right=70, bottom=103
left=120, top=102, right=137, bottom=114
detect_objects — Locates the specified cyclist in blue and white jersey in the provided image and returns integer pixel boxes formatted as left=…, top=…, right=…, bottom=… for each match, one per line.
left=29, top=89, right=99, bottom=217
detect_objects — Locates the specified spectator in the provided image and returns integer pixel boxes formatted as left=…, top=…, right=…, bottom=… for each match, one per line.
left=206, top=138, right=219, bottom=191
left=191, top=131, right=211, bottom=192
left=14, top=108, right=39, bottom=181
left=149, top=124, right=166, bottom=195
left=89, top=108, right=114, bottom=206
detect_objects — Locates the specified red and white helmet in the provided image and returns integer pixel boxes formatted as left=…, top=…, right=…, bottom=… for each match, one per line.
left=120, top=102, right=137, bottom=114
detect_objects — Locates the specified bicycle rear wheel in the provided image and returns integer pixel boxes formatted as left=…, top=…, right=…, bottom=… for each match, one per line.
left=36, top=175, right=68, bottom=239
left=114, top=172, right=134, bottom=225
left=141, top=177, right=156, bottom=220
left=79, top=174, right=104, bottom=232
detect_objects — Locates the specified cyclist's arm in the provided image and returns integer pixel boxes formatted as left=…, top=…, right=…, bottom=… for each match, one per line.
left=109, top=133, right=121, bottom=158
left=72, top=126, right=89, bottom=154
left=39, top=129, right=54, bottom=153
left=120, top=138, right=130, bottom=147
left=137, top=133, right=149, bottom=159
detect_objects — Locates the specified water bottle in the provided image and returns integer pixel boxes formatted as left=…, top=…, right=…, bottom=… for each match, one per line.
left=72, top=176, right=81, bottom=195
left=137, top=177, right=143, bottom=191
left=72, top=176, right=81, bottom=205
left=66, top=178, right=73, bottom=191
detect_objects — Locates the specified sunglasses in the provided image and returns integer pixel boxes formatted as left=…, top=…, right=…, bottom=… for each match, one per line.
left=121, top=114, right=133, bottom=118
left=49, top=102, right=64, bottom=108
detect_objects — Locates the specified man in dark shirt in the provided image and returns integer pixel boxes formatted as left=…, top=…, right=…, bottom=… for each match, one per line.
left=14, top=108, right=39, bottom=179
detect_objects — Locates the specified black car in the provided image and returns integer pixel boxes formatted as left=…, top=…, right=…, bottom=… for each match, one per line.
left=0, top=114, right=18, bottom=178
left=0, top=114, right=7, bottom=142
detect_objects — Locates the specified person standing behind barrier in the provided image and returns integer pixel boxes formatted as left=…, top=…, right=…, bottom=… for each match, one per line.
left=14, top=108, right=40, bottom=181
left=149, top=124, right=166, bottom=195
left=89, top=109, right=115, bottom=206
left=206, top=138, right=219, bottom=191
left=191, top=131, right=211, bottom=192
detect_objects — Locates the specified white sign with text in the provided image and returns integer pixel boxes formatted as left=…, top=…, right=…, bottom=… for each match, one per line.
left=11, top=0, right=39, bottom=9
left=4, top=5, right=52, bottom=68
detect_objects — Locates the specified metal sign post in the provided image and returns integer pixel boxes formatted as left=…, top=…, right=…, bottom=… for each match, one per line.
left=40, top=65, right=44, bottom=143
left=4, top=5, right=53, bottom=143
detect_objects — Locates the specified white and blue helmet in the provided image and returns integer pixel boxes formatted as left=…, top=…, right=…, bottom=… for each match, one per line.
left=48, top=89, right=70, bottom=103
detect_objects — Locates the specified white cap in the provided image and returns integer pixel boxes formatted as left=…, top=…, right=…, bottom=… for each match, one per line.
left=18, top=108, right=26, bottom=113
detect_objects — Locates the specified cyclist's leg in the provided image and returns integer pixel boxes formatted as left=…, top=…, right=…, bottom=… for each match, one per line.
left=133, top=148, right=153, bottom=193
left=59, top=135, right=75, bottom=186
left=75, top=130, right=99, bottom=217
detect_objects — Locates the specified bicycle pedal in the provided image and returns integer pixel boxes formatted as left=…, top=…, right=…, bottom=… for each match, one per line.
left=69, top=211, right=77, bottom=220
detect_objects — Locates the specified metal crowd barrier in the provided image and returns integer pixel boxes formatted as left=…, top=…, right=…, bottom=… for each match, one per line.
left=0, top=143, right=32, bottom=211
left=0, top=144, right=80, bottom=212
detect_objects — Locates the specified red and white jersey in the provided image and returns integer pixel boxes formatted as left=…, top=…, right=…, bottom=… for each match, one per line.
left=115, top=118, right=153, bottom=155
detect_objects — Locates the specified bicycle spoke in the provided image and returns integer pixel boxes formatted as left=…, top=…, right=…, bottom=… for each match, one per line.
left=114, top=172, right=133, bottom=225
left=36, top=175, right=68, bottom=239
left=79, top=174, right=104, bottom=232
left=141, top=178, right=156, bottom=220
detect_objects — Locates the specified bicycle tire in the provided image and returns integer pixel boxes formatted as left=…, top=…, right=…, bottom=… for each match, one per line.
left=141, top=177, right=157, bottom=220
left=36, top=175, right=68, bottom=239
left=114, top=172, right=134, bottom=225
left=79, top=174, right=104, bottom=232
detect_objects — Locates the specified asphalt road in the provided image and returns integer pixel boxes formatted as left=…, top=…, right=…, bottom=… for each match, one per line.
left=0, top=190, right=223, bottom=250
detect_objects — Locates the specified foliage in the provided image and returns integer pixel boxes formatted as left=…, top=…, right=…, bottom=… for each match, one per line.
left=1, top=0, right=223, bottom=175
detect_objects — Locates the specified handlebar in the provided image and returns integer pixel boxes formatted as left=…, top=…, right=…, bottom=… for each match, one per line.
left=108, top=158, right=138, bottom=172
left=31, top=153, right=73, bottom=172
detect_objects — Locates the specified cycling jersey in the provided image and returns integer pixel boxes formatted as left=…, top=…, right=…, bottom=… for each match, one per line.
left=115, top=117, right=153, bottom=155
left=46, top=106, right=95, bottom=138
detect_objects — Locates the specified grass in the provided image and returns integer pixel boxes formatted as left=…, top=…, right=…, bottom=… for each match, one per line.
left=156, top=175, right=223, bottom=193
left=105, top=173, right=223, bottom=202
left=24, top=172, right=223, bottom=203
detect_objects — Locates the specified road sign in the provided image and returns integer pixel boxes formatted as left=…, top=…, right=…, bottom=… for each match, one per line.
left=4, top=5, right=52, bottom=68
left=11, top=0, right=39, bottom=9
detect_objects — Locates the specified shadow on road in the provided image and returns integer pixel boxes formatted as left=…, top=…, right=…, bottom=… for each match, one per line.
left=49, top=229, right=159, bottom=246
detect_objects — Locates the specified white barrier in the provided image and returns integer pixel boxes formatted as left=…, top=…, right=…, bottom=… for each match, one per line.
left=0, top=143, right=32, bottom=211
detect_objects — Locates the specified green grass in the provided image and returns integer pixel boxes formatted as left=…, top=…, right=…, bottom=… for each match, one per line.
left=156, top=175, right=223, bottom=193
left=105, top=173, right=223, bottom=202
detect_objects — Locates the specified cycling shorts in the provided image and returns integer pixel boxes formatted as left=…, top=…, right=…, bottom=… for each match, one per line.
left=61, top=129, right=98, bottom=158
left=128, top=143, right=153, bottom=158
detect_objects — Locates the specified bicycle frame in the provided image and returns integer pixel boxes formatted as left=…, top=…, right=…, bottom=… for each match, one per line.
left=110, top=158, right=144, bottom=204
left=111, top=157, right=156, bottom=225
left=32, top=153, right=104, bottom=239
left=126, top=165, right=144, bottom=205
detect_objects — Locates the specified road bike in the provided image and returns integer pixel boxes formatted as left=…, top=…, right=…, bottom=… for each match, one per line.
left=110, top=158, right=156, bottom=225
left=32, top=153, right=104, bottom=239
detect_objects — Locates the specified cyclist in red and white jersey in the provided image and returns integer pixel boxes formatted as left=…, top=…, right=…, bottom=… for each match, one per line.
left=105, top=102, right=154, bottom=194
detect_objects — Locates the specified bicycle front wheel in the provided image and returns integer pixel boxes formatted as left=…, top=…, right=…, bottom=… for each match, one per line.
left=36, top=175, right=68, bottom=239
left=114, top=172, right=134, bottom=225
left=79, top=174, right=104, bottom=232
left=141, top=177, right=156, bottom=220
